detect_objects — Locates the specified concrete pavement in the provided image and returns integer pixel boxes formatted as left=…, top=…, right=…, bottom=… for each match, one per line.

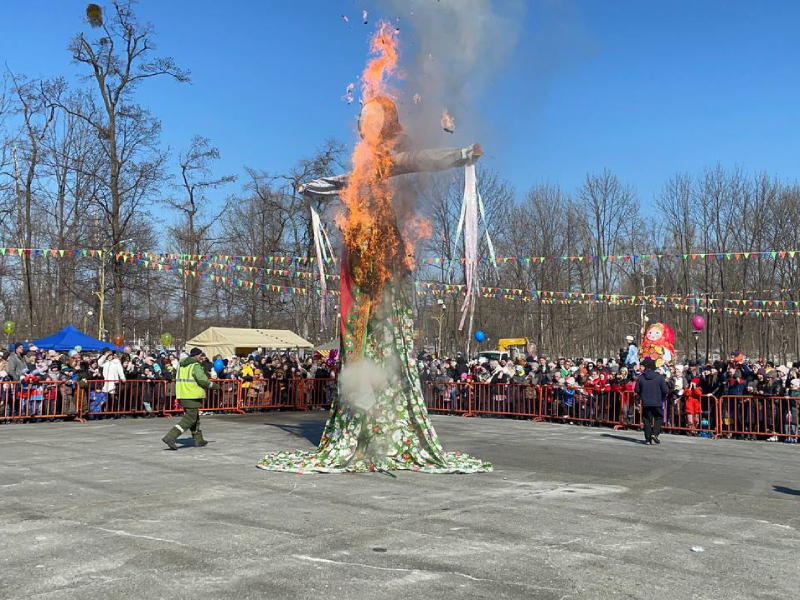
left=1, top=412, right=798, bottom=599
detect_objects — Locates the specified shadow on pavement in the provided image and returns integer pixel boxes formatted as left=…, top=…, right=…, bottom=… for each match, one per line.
left=263, top=420, right=324, bottom=445
left=601, top=433, right=648, bottom=445
left=773, top=485, right=800, bottom=496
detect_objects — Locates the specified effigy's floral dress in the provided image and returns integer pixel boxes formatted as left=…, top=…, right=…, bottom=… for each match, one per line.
left=256, top=146, right=491, bottom=475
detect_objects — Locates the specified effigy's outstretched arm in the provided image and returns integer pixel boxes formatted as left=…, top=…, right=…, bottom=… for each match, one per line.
left=390, top=143, right=482, bottom=176
left=299, top=144, right=482, bottom=199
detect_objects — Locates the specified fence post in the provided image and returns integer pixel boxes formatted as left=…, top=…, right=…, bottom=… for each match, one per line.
left=713, top=395, right=722, bottom=439
left=463, top=381, right=475, bottom=417
left=74, top=384, right=87, bottom=423
left=533, top=385, right=544, bottom=422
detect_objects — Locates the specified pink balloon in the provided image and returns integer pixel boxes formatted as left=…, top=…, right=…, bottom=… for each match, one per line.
left=691, top=315, right=705, bottom=332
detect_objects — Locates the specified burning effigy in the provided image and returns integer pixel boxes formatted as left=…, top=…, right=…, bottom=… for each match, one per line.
left=257, top=24, right=490, bottom=474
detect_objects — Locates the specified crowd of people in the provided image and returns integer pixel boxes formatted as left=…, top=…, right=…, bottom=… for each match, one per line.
left=2, top=335, right=798, bottom=444
left=416, top=337, right=799, bottom=443
left=0, top=343, right=336, bottom=418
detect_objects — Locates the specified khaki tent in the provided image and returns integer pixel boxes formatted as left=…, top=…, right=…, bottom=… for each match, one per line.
left=186, top=327, right=312, bottom=357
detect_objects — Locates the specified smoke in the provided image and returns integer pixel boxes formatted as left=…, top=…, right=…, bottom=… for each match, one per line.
left=338, top=358, right=389, bottom=412
left=388, top=0, right=526, bottom=149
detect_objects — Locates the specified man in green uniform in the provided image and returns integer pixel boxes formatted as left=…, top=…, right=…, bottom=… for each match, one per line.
left=162, top=348, right=217, bottom=450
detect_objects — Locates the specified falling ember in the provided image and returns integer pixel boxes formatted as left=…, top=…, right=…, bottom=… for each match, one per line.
left=441, top=109, right=455, bottom=133
left=413, top=93, right=421, bottom=104
left=362, top=9, right=368, bottom=24
left=337, top=22, right=402, bottom=301
left=342, top=14, right=349, bottom=23
left=344, top=82, right=355, bottom=104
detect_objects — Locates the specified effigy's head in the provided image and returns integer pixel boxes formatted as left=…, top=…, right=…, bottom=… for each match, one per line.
left=358, top=96, right=401, bottom=142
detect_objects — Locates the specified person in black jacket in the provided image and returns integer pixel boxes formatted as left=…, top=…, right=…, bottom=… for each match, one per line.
left=635, top=358, right=669, bottom=445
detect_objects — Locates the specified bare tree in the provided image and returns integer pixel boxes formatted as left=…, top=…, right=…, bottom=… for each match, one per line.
left=47, top=0, right=189, bottom=338
left=165, top=135, right=235, bottom=340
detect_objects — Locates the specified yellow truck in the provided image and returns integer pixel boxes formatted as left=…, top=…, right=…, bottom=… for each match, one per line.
left=477, top=337, right=530, bottom=362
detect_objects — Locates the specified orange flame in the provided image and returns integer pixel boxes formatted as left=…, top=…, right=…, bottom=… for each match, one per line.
left=441, top=109, right=455, bottom=133
left=338, top=22, right=404, bottom=300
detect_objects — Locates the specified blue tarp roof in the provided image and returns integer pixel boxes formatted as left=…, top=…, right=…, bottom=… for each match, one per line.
left=31, top=325, right=123, bottom=353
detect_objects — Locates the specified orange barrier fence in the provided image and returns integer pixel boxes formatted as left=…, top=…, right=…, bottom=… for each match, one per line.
left=81, top=379, right=169, bottom=418
left=296, top=378, right=336, bottom=410
left=718, top=395, right=800, bottom=441
left=3, top=377, right=799, bottom=444
left=420, top=382, right=798, bottom=442
left=423, top=381, right=473, bottom=416
left=659, top=393, right=719, bottom=437
left=0, top=380, right=81, bottom=422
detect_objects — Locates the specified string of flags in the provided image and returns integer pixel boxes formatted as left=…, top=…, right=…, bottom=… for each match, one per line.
left=118, top=254, right=341, bottom=281
left=2, top=247, right=798, bottom=307
left=413, top=282, right=800, bottom=308
left=4, top=246, right=800, bottom=266
left=413, top=284, right=800, bottom=318
left=129, top=257, right=340, bottom=297
left=421, top=250, right=800, bottom=264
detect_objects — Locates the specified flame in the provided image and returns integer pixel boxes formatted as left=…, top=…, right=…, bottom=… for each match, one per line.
left=402, top=216, right=432, bottom=271
left=338, top=22, right=404, bottom=300
left=441, top=108, right=455, bottom=133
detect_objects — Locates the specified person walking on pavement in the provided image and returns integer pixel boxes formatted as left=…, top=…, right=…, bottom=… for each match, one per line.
left=162, top=348, right=217, bottom=450
left=635, top=357, right=669, bottom=444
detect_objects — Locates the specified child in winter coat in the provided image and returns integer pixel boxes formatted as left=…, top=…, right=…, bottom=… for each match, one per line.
left=685, top=377, right=703, bottom=432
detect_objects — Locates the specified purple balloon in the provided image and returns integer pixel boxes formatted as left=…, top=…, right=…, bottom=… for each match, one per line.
left=691, top=315, right=705, bottom=332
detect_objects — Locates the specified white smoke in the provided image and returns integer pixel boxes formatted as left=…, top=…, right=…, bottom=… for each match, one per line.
left=388, top=0, right=526, bottom=149
left=338, top=359, right=389, bottom=411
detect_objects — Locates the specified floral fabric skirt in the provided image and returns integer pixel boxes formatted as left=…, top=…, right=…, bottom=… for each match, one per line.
left=257, top=283, right=491, bottom=474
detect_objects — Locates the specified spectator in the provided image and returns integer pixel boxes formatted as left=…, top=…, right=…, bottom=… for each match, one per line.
left=8, top=343, right=27, bottom=381
left=624, top=335, right=639, bottom=370
left=99, top=348, right=126, bottom=412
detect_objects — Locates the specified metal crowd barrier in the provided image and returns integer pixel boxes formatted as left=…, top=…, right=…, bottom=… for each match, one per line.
left=3, top=377, right=799, bottom=445
left=421, top=382, right=798, bottom=442
left=718, top=395, right=800, bottom=441
left=0, top=380, right=81, bottom=422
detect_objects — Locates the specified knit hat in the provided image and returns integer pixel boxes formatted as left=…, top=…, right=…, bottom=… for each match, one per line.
left=189, top=348, right=203, bottom=357
left=777, top=365, right=789, bottom=375
left=642, top=357, right=656, bottom=369
left=791, top=378, right=800, bottom=389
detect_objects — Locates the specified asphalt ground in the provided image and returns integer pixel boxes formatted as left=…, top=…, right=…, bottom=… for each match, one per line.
left=1, top=412, right=798, bottom=600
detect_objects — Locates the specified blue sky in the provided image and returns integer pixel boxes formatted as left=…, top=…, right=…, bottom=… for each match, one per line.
left=3, top=0, right=800, bottom=207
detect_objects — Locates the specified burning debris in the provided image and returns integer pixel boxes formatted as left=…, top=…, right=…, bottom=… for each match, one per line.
left=413, top=93, right=421, bottom=104
left=441, top=108, right=455, bottom=133
left=344, top=82, right=355, bottom=104
left=363, top=10, right=368, bottom=25
left=342, top=14, right=349, bottom=23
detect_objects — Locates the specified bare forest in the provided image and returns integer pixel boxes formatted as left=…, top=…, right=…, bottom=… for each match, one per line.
left=2, top=2, right=799, bottom=363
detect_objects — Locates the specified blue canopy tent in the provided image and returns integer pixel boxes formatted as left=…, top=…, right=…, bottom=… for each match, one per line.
left=31, top=325, right=123, bottom=353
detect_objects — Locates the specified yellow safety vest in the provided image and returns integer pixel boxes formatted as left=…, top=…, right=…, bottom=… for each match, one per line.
left=176, top=364, right=204, bottom=399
